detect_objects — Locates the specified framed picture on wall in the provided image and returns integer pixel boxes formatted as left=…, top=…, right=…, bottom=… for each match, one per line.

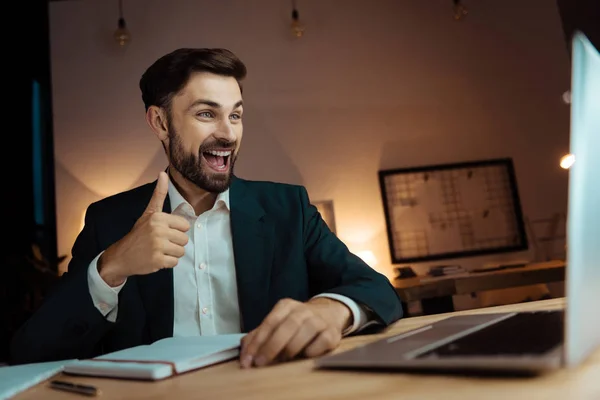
left=314, top=200, right=337, bottom=235
left=378, top=158, right=528, bottom=263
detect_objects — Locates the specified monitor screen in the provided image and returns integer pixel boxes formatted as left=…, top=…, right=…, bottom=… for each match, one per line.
left=565, top=31, right=600, bottom=367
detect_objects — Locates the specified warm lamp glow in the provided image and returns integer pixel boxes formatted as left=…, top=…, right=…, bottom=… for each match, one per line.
left=560, top=153, right=575, bottom=169
left=291, top=9, right=305, bottom=38
left=356, top=250, right=377, bottom=267
left=114, top=18, right=131, bottom=47
left=114, top=0, right=131, bottom=47
left=80, top=209, right=87, bottom=233
left=452, top=0, right=468, bottom=20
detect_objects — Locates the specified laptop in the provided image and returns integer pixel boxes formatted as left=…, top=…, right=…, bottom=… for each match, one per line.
left=315, top=31, right=600, bottom=374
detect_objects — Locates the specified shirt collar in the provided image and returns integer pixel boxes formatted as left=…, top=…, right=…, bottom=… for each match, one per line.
left=167, top=175, right=230, bottom=217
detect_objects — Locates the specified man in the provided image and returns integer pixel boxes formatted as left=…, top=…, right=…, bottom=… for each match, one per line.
left=10, top=48, right=403, bottom=368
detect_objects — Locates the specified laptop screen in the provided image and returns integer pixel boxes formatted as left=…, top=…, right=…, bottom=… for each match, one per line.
left=565, top=31, right=600, bottom=367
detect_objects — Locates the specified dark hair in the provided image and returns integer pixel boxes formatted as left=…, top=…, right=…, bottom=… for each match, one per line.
left=139, top=48, right=247, bottom=111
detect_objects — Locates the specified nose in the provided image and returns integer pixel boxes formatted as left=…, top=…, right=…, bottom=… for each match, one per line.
left=213, top=118, right=237, bottom=143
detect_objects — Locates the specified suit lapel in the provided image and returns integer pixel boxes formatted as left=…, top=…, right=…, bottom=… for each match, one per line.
left=133, top=175, right=274, bottom=339
left=134, top=182, right=175, bottom=342
left=229, top=178, right=274, bottom=332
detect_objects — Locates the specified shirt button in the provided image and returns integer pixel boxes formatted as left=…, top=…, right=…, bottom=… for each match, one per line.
left=202, top=307, right=209, bottom=315
left=197, top=223, right=202, bottom=229
left=99, top=302, right=108, bottom=311
left=199, top=263, right=206, bottom=270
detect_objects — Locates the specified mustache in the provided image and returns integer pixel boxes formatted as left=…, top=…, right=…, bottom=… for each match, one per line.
left=199, top=139, right=236, bottom=153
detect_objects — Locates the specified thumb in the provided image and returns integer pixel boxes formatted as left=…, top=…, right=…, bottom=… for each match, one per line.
left=145, top=171, right=169, bottom=214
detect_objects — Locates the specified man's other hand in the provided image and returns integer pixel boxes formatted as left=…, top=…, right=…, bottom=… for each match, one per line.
left=239, top=297, right=352, bottom=368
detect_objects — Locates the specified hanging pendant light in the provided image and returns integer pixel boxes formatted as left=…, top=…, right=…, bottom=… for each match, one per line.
left=114, top=0, right=131, bottom=46
left=291, top=0, right=305, bottom=38
left=452, top=0, right=468, bottom=20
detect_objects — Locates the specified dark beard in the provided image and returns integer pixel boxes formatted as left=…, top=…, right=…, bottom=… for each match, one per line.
left=167, top=123, right=237, bottom=194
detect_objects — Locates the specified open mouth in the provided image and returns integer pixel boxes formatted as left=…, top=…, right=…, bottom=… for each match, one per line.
left=201, top=149, right=232, bottom=172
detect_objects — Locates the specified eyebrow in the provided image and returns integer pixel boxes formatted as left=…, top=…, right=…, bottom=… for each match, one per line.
left=187, top=99, right=243, bottom=111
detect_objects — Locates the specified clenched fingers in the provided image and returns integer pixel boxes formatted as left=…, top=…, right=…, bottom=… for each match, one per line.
left=165, top=214, right=190, bottom=232
left=167, top=229, right=189, bottom=247
left=162, top=241, right=186, bottom=258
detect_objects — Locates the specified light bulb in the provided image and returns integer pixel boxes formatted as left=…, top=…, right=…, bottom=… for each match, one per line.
left=114, top=17, right=131, bottom=46
left=560, top=153, right=575, bottom=169
left=453, top=0, right=468, bottom=20
left=291, top=9, right=304, bottom=38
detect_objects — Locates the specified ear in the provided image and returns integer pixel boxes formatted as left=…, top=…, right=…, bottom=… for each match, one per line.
left=145, top=106, right=170, bottom=142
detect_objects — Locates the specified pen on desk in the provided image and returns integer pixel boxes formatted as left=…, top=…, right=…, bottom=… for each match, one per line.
left=49, top=380, right=100, bottom=396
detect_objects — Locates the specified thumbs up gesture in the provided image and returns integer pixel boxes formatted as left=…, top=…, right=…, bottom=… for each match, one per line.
left=98, top=172, right=190, bottom=287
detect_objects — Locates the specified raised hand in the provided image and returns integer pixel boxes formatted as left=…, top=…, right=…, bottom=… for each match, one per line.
left=98, top=171, right=190, bottom=287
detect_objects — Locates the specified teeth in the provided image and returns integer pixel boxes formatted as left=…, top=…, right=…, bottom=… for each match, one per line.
left=206, top=150, right=231, bottom=157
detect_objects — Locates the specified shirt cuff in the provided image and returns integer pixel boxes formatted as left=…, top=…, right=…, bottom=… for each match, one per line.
left=87, top=251, right=126, bottom=322
left=312, top=293, right=376, bottom=336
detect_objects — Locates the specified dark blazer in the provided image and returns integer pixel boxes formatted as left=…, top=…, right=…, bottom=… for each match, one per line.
left=10, top=176, right=403, bottom=364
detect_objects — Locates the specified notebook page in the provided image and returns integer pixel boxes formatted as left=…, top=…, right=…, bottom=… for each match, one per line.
left=94, top=334, right=246, bottom=372
left=0, top=359, right=72, bottom=400
left=151, top=334, right=246, bottom=349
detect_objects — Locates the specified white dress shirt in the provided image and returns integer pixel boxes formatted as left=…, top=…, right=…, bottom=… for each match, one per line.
left=87, top=178, right=373, bottom=336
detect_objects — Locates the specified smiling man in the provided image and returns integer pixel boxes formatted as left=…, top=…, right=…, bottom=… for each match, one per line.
left=10, top=48, right=403, bottom=367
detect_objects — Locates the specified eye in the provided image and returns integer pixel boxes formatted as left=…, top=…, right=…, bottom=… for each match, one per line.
left=230, top=113, right=242, bottom=121
left=197, top=111, right=213, bottom=118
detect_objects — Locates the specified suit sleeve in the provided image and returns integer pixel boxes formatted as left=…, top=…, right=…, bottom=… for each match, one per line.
left=9, top=203, right=116, bottom=364
left=299, top=186, right=403, bottom=327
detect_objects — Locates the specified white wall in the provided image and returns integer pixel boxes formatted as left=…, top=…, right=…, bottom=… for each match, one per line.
left=49, top=0, right=571, bottom=285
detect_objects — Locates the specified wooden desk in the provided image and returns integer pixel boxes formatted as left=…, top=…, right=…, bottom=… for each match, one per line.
left=14, top=298, right=600, bottom=400
left=395, top=260, right=566, bottom=315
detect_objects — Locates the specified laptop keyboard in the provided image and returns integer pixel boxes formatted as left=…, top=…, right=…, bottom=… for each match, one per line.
left=417, top=310, right=564, bottom=358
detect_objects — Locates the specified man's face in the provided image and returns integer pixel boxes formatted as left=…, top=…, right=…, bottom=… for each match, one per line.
left=166, top=72, right=243, bottom=193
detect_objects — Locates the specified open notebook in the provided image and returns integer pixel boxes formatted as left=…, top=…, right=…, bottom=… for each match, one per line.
left=63, top=333, right=245, bottom=380
left=0, top=360, right=71, bottom=400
